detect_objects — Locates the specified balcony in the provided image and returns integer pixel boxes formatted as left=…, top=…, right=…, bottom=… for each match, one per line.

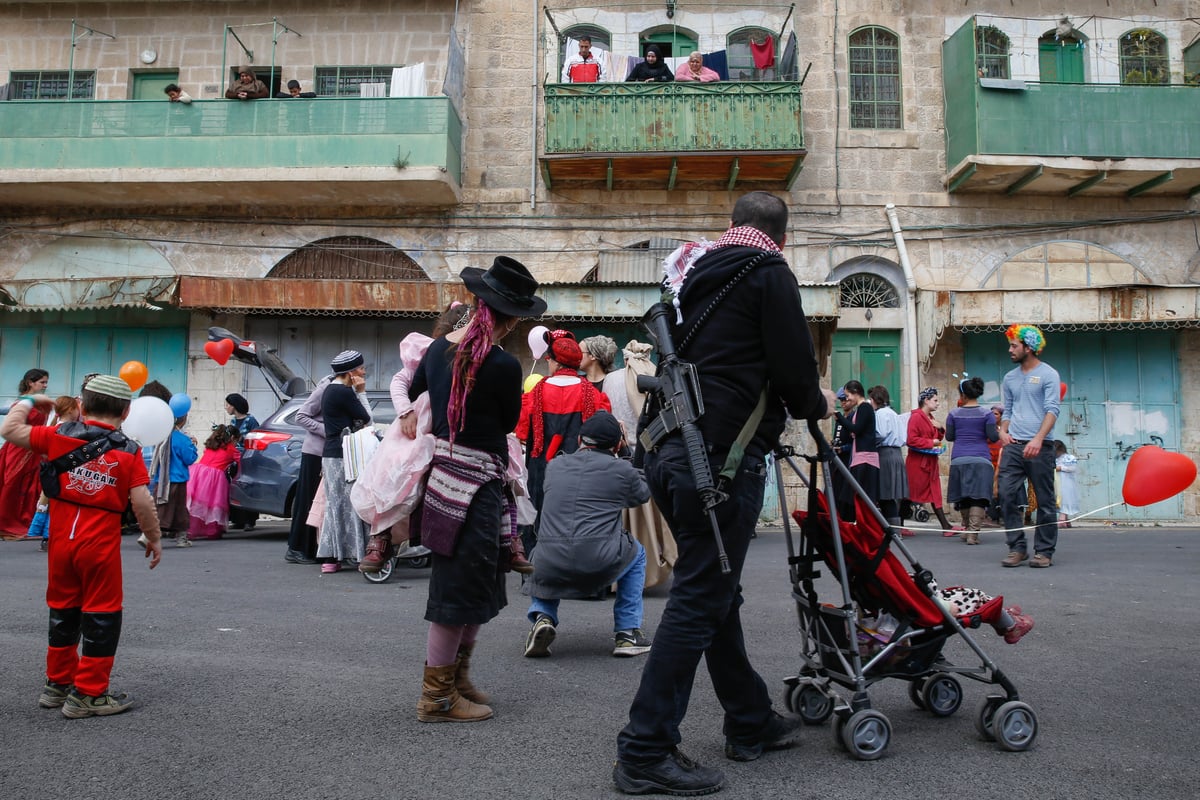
left=942, top=20, right=1200, bottom=198
left=541, top=82, right=806, bottom=191
left=0, top=97, right=463, bottom=210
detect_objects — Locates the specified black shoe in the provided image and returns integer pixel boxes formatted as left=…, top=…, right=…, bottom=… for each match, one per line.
left=613, top=748, right=725, bottom=796
left=724, top=711, right=802, bottom=762
left=229, top=523, right=246, bottom=531
left=244, top=522, right=256, bottom=531
left=284, top=549, right=316, bottom=565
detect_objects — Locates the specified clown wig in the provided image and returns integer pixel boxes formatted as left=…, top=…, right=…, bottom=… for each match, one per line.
left=1005, top=324, right=1045, bottom=354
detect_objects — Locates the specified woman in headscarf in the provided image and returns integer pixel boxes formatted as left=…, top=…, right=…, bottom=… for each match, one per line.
left=946, top=376, right=998, bottom=545
left=906, top=386, right=953, bottom=532
left=580, top=335, right=618, bottom=392
left=626, top=45, right=675, bottom=82
left=409, top=256, right=546, bottom=723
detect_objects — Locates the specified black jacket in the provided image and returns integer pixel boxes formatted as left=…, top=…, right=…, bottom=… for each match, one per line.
left=673, top=244, right=827, bottom=454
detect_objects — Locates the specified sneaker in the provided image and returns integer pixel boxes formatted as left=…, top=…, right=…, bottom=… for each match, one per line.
left=1004, top=608, right=1035, bottom=644
left=613, top=748, right=725, bottom=796
left=38, top=680, right=71, bottom=709
left=284, top=549, right=317, bottom=565
left=320, top=562, right=341, bottom=574
left=359, top=533, right=392, bottom=573
left=61, top=689, right=134, bottom=718
left=1001, top=551, right=1028, bottom=568
left=175, top=536, right=192, bottom=548
left=524, top=615, right=556, bottom=658
left=724, top=710, right=803, bottom=761
left=1029, top=553, right=1052, bottom=568
left=135, top=533, right=149, bottom=548
left=613, top=629, right=652, bottom=657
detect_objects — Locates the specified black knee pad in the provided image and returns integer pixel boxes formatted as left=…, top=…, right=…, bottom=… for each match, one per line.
left=80, top=611, right=123, bottom=658
left=48, top=607, right=82, bottom=648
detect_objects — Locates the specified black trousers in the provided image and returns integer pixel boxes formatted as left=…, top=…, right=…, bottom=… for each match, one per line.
left=287, top=452, right=322, bottom=557
left=617, top=437, right=771, bottom=763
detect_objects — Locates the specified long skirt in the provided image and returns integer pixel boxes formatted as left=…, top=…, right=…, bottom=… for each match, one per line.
left=0, top=442, right=42, bottom=537
left=425, top=479, right=507, bottom=626
left=316, top=458, right=366, bottom=562
left=878, top=446, right=908, bottom=502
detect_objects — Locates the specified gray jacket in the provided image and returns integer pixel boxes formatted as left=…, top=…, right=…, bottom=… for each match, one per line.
left=295, top=375, right=371, bottom=457
left=526, top=448, right=650, bottom=599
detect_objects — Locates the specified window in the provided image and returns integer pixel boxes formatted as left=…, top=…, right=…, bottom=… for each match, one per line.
left=728, top=27, right=777, bottom=81
left=9, top=70, right=95, bottom=100
left=975, top=26, right=1010, bottom=79
left=1120, top=29, right=1169, bottom=85
left=839, top=274, right=900, bottom=308
left=848, top=27, right=901, bottom=129
left=314, top=66, right=403, bottom=97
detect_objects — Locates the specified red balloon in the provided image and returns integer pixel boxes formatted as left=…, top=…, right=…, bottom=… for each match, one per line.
left=1122, top=446, right=1197, bottom=507
left=204, top=338, right=235, bottom=366
left=1059, top=382, right=1068, bottom=401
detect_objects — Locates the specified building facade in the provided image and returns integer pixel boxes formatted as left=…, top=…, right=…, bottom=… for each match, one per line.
left=1, top=0, right=1198, bottom=521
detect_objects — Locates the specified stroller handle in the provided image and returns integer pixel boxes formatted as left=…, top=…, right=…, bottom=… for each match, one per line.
left=806, top=417, right=836, bottom=461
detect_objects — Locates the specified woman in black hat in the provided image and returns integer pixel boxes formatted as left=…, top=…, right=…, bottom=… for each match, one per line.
left=224, top=393, right=259, bottom=530
left=409, top=256, right=546, bottom=723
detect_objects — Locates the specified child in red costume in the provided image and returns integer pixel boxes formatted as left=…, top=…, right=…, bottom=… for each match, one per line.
left=0, top=374, right=163, bottom=718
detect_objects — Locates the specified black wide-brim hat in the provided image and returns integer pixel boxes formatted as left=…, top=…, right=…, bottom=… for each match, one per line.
left=461, top=256, right=547, bottom=318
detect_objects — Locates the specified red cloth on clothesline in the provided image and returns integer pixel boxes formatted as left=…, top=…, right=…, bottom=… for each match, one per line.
left=750, top=37, right=775, bottom=69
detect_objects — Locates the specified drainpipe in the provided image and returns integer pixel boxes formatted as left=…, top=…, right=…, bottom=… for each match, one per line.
left=530, top=0, right=540, bottom=210
left=885, top=203, right=921, bottom=410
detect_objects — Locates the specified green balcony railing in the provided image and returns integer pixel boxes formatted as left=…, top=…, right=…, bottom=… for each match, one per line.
left=544, top=82, right=804, bottom=154
left=943, top=19, right=1200, bottom=169
left=0, top=97, right=462, bottom=183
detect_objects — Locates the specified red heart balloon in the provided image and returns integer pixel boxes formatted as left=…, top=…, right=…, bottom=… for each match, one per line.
left=1059, top=382, right=1067, bottom=401
left=1122, top=445, right=1197, bottom=507
left=204, top=338, right=235, bottom=366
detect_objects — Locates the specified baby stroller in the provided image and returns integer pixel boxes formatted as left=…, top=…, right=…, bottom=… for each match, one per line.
left=774, top=422, right=1038, bottom=760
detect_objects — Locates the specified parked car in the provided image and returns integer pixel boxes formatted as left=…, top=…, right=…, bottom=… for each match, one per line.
left=229, top=391, right=395, bottom=518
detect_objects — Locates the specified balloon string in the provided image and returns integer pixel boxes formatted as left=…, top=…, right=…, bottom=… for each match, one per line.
left=956, top=502, right=1125, bottom=537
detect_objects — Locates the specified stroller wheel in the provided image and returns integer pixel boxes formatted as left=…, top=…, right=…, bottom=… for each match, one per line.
left=992, top=701, right=1038, bottom=751
left=908, top=681, right=927, bottom=711
left=920, top=673, right=963, bottom=717
left=974, top=696, right=1005, bottom=741
left=362, top=557, right=396, bottom=584
left=841, top=709, right=891, bottom=761
left=790, top=685, right=835, bottom=725
left=914, top=507, right=931, bottom=523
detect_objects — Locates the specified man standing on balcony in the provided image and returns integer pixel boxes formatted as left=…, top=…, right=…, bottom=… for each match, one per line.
left=613, top=192, right=835, bottom=796
left=225, top=65, right=269, bottom=100
left=561, top=36, right=606, bottom=83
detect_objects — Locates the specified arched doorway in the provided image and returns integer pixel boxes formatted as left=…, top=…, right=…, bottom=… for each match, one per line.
left=828, top=258, right=905, bottom=405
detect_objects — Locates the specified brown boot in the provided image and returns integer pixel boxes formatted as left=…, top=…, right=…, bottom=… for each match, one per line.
left=501, top=536, right=534, bottom=575
left=454, top=643, right=490, bottom=704
left=359, top=531, right=392, bottom=573
left=416, top=663, right=493, bottom=723
left=965, top=507, right=984, bottom=545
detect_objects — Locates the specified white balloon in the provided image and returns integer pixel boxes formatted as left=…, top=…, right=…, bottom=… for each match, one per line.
left=121, top=396, right=175, bottom=447
left=527, top=325, right=549, bottom=359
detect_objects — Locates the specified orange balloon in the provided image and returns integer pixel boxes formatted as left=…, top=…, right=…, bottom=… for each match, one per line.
left=118, top=360, right=149, bottom=392
left=1122, top=446, right=1197, bottom=507
left=1059, top=382, right=1068, bottom=401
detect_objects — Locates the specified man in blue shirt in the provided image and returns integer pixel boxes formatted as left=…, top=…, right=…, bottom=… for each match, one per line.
left=997, top=325, right=1060, bottom=568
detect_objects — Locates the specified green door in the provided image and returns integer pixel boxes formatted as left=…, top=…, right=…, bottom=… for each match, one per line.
left=963, top=329, right=1181, bottom=521
left=831, top=329, right=901, bottom=405
left=131, top=71, right=179, bottom=100
left=643, top=31, right=699, bottom=60
left=1038, top=39, right=1085, bottom=83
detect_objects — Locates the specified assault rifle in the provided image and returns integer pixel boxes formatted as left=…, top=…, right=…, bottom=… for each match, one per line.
left=636, top=302, right=731, bottom=574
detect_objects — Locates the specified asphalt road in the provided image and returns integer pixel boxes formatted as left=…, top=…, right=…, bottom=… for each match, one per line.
left=2, top=520, right=1198, bottom=800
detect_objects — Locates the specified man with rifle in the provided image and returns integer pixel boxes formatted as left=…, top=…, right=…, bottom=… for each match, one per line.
left=614, top=192, right=836, bottom=796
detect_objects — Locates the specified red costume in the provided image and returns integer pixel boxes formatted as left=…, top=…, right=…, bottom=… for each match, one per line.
left=29, top=421, right=149, bottom=697
left=905, top=408, right=944, bottom=506
left=0, top=405, right=47, bottom=537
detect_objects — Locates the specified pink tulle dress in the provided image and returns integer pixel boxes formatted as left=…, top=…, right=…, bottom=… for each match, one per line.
left=187, top=442, right=240, bottom=539
left=350, top=332, right=532, bottom=539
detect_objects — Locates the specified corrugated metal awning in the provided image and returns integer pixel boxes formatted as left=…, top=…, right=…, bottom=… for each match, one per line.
left=177, top=277, right=470, bottom=316
left=0, top=276, right=178, bottom=312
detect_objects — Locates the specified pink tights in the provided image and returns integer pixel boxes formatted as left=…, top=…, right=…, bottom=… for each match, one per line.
left=426, top=622, right=481, bottom=667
